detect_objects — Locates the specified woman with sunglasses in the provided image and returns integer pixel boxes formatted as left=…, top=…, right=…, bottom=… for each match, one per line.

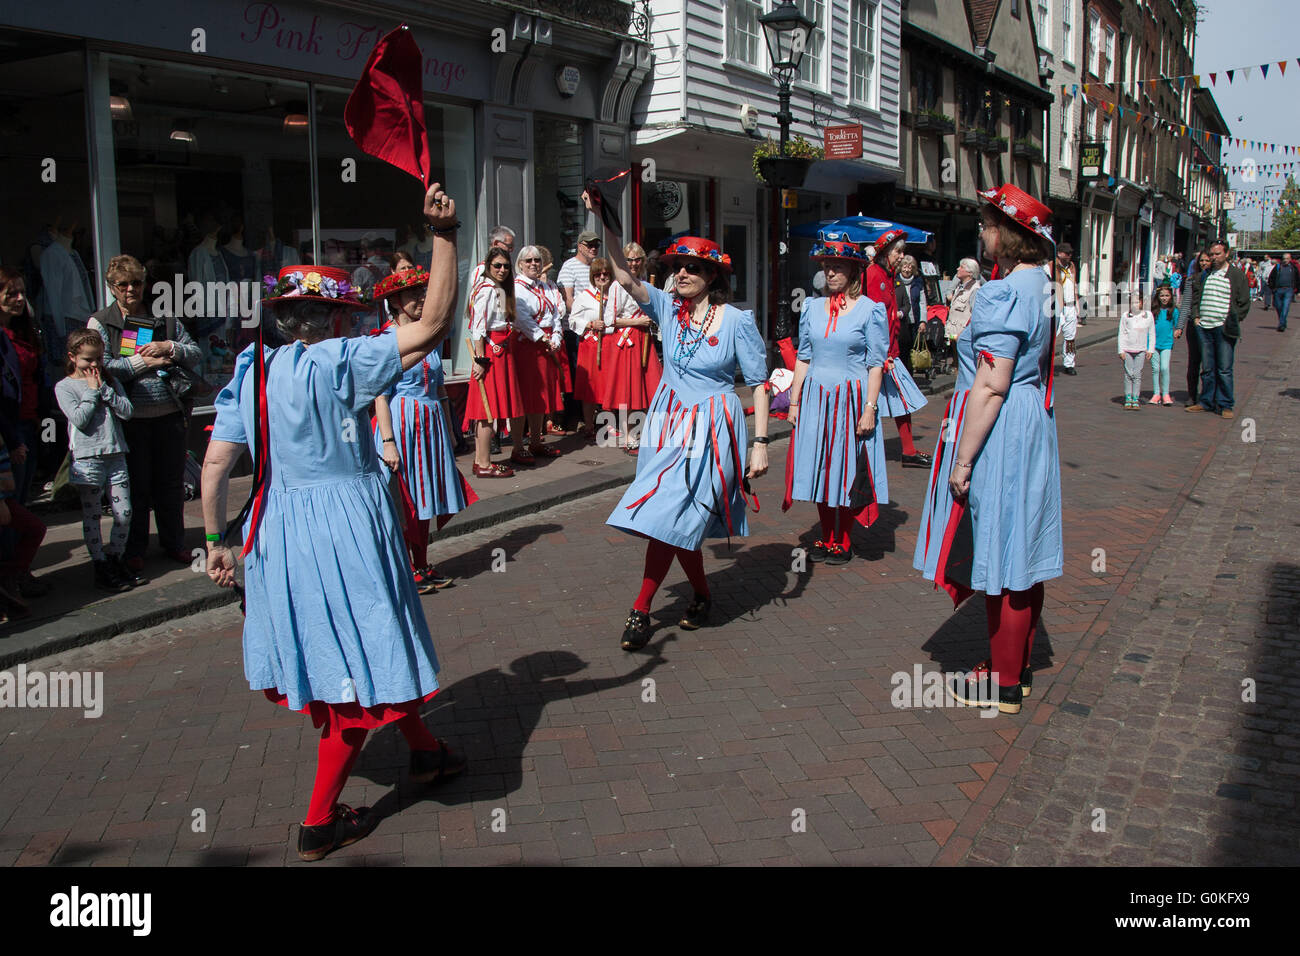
left=465, top=247, right=524, bottom=478
left=583, top=193, right=770, bottom=651
left=512, top=245, right=566, bottom=466
left=567, top=257, right=617, bottom=438
left=538, top=246, right=572, bottom=436
left=784, top=239, right=889, bottom=567
left=87, top=254, right=202, bottom=576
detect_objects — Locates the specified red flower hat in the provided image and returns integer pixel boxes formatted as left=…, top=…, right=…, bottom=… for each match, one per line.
left=661, top=236, right=732, bottom=276
left=810, top=239, right=868, bottom=263
left=373, top=266, right=429, bottom=300
left=262, top=264, right=371, bottom=311
left=978, top=183, right=1054, bottom=243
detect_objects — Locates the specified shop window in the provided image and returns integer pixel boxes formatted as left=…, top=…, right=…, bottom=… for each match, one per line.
left=533, top=116, right=588, bottom=269
left=958, top=82, right=982, bottom=129
left=104, top=54, right=313, bottom=401
left=0, top=33, right=95, bottom=382
left=911, top=61, right=941, bottom=113
left=639, top=178, right=704, bottom=264
left=315, top=85, right=477, bottom=378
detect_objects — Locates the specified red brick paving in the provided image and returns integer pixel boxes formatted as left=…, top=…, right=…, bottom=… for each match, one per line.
left=0, top=305, right=1293, bottom=865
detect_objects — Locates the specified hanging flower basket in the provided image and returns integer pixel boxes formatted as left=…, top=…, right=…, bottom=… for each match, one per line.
left=753, top=134, right=823, bottom=186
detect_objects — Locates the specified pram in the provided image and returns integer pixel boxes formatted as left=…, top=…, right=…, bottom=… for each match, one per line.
left=923, top=305, right=951, bottom=376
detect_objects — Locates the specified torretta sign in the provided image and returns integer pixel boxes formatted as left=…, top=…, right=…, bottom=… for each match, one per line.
left=824, top=124, right=863, bottom=159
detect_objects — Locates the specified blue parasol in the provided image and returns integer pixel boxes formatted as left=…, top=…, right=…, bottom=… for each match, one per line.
left=791, top=216, right=932, bottom=244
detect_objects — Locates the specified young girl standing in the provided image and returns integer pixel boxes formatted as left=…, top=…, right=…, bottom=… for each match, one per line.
left=1117, top=292, right=1156, bottom=409
left=55, top=329, right=138, bottom=591
left=1149, top=285, right=1179, bottom=405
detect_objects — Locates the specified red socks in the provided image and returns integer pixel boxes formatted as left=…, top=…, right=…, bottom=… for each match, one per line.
left=634, top=538, right=676, bottom=612
left=304, top=727, right=367, bottom=826
left=835, top=507, right=857, bottom=549
left=408, top=518, right=430, bottom=569
left=896, top=415, right=918, bottom=457
left=816, top=503, right=836, bottom=543
left=985, top=587, right=1042, bottom=688
left=634, top=539, right=709, bottom=612
left=397, top=713, right=441, bottom=752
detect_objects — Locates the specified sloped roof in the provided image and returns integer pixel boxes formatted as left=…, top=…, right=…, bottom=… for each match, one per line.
left=965, top=0, right=1001, bottom=48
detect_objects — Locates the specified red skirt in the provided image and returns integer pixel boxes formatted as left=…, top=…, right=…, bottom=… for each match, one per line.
left=573, top=333, right=606, bottom=403
left=463, top=329, right=523, bottom=426
left=601, top=328, right=662, bottom=410
left=513, top=334, right=565, bottom=415
left=264, top=688, right=440, bottom=733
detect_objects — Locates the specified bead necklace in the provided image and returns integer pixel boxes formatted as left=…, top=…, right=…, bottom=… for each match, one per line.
left=673, top=298, right=717, bottom=367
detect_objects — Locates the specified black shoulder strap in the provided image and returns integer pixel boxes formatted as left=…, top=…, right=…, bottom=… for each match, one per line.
left=222, top=345, right=280, bottom=545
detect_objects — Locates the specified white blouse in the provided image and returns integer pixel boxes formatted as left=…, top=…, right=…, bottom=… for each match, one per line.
left=514, top=276, right=565, bottom=348
left=467, top=279, right=512, bottom=340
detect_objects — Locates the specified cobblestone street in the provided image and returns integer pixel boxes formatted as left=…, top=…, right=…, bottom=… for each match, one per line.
left=0, top=303, right=1295, bottom=867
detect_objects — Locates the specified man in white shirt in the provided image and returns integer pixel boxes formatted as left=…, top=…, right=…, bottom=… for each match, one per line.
left=557, top=231, right=600, bottom=313
left=1055, top=243, right=1079, bottom=375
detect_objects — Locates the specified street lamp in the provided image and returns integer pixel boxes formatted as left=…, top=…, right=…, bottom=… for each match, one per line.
left=760, top=1, right=814, bottom=342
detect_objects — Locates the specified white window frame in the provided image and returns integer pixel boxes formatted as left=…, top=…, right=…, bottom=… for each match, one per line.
left=1088, top=10, right=1101, bottom=77
left=1060, top=95, right=1074, bottom=169
left=849, top=0, right=880, bottom=110
left=1104, top=26, right=1116, bottom=84
left=1101, top=115, right=1113, bottom=172
left=1085, top=102, right=1098, bottom=144
left=1036, top=0, right=1051, bottom=51
left=725, top=0, right=765, bottom=72
left=793, top=0, right=828, bottom=91
left=1062, top=0, right=1075, bottom=65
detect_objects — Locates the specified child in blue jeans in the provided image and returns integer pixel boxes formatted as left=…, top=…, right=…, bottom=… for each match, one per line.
left=1149, top=284, right=1179, bottom=406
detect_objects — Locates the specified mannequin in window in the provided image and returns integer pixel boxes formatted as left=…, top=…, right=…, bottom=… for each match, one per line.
left=220, top=218, right=258, bottom=283
left=37, top=217, right=94, bottom=381
left=188, top=215, right=230, bottom=343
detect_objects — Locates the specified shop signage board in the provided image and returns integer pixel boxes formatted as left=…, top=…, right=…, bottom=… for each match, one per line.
left=1080, top=142, right=1104, bottom=179
left=0, top=0, right=492, bottom=99
left=824, top=124, right=863, bottom=160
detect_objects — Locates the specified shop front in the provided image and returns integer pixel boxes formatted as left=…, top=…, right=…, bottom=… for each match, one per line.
left=1, top=0, right=648, bottom=449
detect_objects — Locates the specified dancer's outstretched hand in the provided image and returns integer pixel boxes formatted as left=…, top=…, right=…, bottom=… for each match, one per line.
left=423, top=182, right=457, bottom=230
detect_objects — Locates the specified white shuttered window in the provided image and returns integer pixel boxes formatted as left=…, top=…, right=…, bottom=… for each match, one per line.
left=849, top=0, right=879, bottom=108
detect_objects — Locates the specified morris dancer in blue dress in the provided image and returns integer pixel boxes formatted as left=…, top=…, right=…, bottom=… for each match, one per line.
left=201, top=183, right=467, bottom=861
left=912, top=183, right=1062, bottom=715
left=371, top=265, right=477, bottom=593
left=583, top=193, right=770, bottom=651
left=783, top=237, right=889, bottom=567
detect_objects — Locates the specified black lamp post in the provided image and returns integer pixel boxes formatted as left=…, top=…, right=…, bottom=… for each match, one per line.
left=760, top=1, right=813, bottom=343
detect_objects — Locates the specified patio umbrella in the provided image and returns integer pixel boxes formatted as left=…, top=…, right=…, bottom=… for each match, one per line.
left=791, top=216, right=932, bottom=244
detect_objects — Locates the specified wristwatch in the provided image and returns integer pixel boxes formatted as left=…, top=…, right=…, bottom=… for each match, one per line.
left=752, top=436, right=770, bottom=445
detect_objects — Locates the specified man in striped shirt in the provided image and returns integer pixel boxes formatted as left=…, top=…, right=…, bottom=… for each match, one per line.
left=1186, top=240, right=1249, bottom=419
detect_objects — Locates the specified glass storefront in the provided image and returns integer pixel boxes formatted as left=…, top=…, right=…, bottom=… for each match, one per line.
left=533, top=117, right=587, bottom=268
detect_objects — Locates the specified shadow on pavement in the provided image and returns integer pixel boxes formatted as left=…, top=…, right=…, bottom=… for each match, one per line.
left=1211, top=561, right=1300, bottom=865
left=919, top=593, right=1056, bottom=681
left=696, top=540, right=812, bottom=628
left=434, top=522, right=564, bottom=585
left=352, top=642, right=672, bottom=814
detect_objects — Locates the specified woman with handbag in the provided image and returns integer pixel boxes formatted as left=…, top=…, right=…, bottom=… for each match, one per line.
left=784, top=238, right=889, bottom=567
left=88, top=254, right=202, bottom=575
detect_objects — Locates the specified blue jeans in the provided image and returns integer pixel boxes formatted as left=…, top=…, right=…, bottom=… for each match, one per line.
left=1197, top=325, right=1235, bottom=412
left=1274, top=288, right=1294, bottom=329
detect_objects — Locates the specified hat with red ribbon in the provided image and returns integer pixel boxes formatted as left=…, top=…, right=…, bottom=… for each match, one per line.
left=810, top=238, right=869, bottom=263
left=978, top=183, right=1054, bottom=243
left=662, top=236, right=733, bottom=276
left=373, top=266, right=429, bottom=301
left=262, top=265, right=371, bottom=311
left=873, top=228, right=909, bottom=253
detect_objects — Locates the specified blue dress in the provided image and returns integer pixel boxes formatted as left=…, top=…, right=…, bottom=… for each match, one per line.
left=786, top=295, right=889, bottom=512
left=877, top=354, right=929, bottom=418
left=211, top=332, right=441, bottom=711
left=606, top=285, right=769, bottom=549
left=373, top=355, right=469, bottom=521
left=912, top=267, right=1062, bottom=598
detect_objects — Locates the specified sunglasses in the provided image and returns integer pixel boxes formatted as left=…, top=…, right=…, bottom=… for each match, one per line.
left=490, top=261, right=509, bottom=268
left=627, top=257, right=645, bottom=263
left=114, top=280, right=144, bottom=290
left=593, top=272, right=612, bottom=279
left=677, top=260, right=709, bottom=276
left=521, top=257, right=542, bottom=264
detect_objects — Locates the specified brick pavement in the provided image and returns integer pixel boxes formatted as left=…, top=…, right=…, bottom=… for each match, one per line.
left=0, top=306, right=1288, bottom=866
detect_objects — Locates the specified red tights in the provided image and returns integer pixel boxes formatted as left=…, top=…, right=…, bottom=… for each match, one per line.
left=815, top=503, right=860, bottom=549
left=634, top=539, right=709, bottom=612
left=407, top=517, right=429, bottom=569
left=984, top=583, right=1045, bottom=689
left=303, top=714, right=441, bottom=826
left=895, top=414, right=918, bottom=457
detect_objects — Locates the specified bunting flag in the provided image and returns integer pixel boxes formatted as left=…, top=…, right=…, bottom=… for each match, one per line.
left=1227, top=70, right=1235, bottom=84
left=1210, top=73, right=1217, bottom=86
left=1282, top=61, right=1290, bottom=76
left=1261, top=64, right=1270, bottom=80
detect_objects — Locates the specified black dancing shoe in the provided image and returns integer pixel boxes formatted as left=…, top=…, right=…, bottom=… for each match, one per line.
left=901, top=451, right=933, bottom=468
left=824, top=544, right=853, bottom=566
left=297, top=803, right=378, bottom=861
left=110, top=555, right=145, bottom=588
left=409, top=740, right=468, bottom=784
left=808, top=540, right=829, bottom=563
left=946, top=670, right=1023, bottom=715
left=621, top=609, right=651, bottom=651
left=93, top=559, right=132, bottom=593
left=970, top=660, right=1032, bottom=697
left=679, top=593, right=712, bottom=631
